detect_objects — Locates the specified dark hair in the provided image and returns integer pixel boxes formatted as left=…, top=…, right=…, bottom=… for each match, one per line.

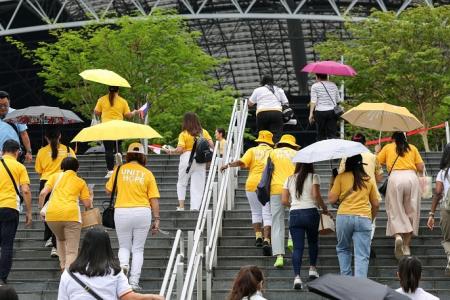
left=0, top=91, right=10, bottom=100
left=61, top=157, right=79, bottom=172
left=344, top=154, right=370, bottom=191
left=228, top=266, right=264, bottom=300
left=182, top=112, right=202, bottom=136
left=260, top=75, right=274, bottom=86
left=440, top=143, right=450, bottom=180
left=398, top=256, right=422, bottom=293
left=216, top=128, right=226, bottom=138
left=293, top=163, right=314, bottom=198
left=45, top=128, right=61, bottom=160
left=352, top=133, right=366, bottom=145
left=70, top=227, right=121, bottom=277
left=108, top=86, right=119, bottom=106
left=2, top=139, right=20, bottom=153
left=316, top=73, right=328, bottom=80
left=392, top=132, right=410, bottom=157
left=126, top=153, right=147, bottom=166
left=0, top=285, right=18, bottom=300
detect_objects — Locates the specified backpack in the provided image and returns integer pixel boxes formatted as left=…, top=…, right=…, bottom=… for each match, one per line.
left=194, top=136, right=213, bottom=164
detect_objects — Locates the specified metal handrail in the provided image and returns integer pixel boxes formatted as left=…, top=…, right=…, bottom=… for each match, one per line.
left=159, top=229, right=184, bottom=299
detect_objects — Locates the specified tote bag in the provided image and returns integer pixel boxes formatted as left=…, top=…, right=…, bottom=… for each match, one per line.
left=419, top=167, right=432, bottom=199
left=81, top=208, right=102, bottom=228
left=319, top=213, right=335, bottom=235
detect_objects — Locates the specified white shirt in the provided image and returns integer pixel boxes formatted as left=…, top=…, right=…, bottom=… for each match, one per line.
left=249, top=85, right=288, bottom=113
left=58, top=270, right=132, bottom=300
left=284, top=173, right=320, bottom=210
left=242, top=291, right=267, bottom=300
left=310, top=81, right=340, bottom=111
left=395, top=287, right=440, bottom=300
left=436, top=169, right=450, bottom=208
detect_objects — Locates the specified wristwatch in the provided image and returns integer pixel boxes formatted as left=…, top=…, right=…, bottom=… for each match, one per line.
left=26, top=149, right=32, bottom=154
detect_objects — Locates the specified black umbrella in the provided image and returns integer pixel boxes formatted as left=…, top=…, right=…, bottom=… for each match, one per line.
left=308, top=274, right=410, bottom=300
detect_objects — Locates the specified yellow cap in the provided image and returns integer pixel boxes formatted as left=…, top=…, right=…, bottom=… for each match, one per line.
left=277, top=134, right=299, bottom=149
left=254, top=130, right=274, bottom=146
left=127, top=142, right=145, bottom=154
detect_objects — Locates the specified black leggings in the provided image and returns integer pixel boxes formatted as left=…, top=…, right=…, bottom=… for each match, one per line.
left=103, top=141, right=121, bottom=171
left=256, top=110, right=283, bottom=143
left=314, top=109, right=338, bottom=141
left=40, top=180, right=56, bottom=248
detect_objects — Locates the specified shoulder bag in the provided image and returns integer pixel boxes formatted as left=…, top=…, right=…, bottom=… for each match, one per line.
left=0, top=158, right=24, bottom=204
left=378, top=154, right=400, bottom=197
left=40, top=172, right=64, bottom=218
left=102, top=165, right=121, bottom=229
left=67, top=271, right=103, bottom=300
left=265, top=85, right=294, bottom=122
left=256, top=156, right=274, bottom=206
left=320, top=82, right=343, bottom=117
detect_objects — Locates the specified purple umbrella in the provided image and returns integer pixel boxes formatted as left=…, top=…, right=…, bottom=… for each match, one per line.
left=302, top=60, right=357, bottom=77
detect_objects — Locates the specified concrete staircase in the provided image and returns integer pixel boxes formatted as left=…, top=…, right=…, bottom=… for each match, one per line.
left=210, top=152, right=450, bottom=299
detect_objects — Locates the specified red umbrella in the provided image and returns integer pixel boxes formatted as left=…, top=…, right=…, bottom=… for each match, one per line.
left=302, top=60, right=357, bottom=77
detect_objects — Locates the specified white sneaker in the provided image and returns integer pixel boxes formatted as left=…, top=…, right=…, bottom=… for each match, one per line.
left=395, top=236, right=404, bottom=260
left=309, top=268, right=320, bottom=279
left=293, top=276, right=302, bottom=290
left=44, top=238, right=53, bottom=248
left=104, top=170, right=113, bottom=179
left=445, top=256, right=450, bottom=275
left=176, top=207, right=185, bottom=211
left=50, top=247, right=58, bottom=258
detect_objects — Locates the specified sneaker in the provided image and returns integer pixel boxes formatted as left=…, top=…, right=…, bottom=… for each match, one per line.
left=104, top=170, right=113, bottom=179
left=130, top=283, right=142, bottom=291
left=402, top=245, right=411, bottom=256
left=121, top=265, right=129, bottom=276
left=287, top=239, right=293, bottom=253
left=176, top=207, right=185, bottom=211
left=44, top=238, right=53, bottom=248
left=274, top=256, right=284, bottom=268
left=50, top=247, right=58, bottom=258
left=255, top=237, right=263, bottom=248
left=293, top=277, right=302, bottom=290
left=309, top=268, right=319, bottom=279
left=394, top=236, right=404, bottom=260
left=262, top=241, right=272, bottom=257
left=445, top=257, right=450, bottom=275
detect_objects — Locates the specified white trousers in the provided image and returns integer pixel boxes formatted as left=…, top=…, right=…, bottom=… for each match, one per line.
left=246, top=191, right=272, bottom=226
left=114, top=207, right=152, bottom=285
left=270, top=194, right=286, bottom=256
left=177, top=151, right=206, bottom=210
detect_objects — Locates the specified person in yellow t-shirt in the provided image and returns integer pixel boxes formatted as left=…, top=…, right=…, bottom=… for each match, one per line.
left=268, top=134, right=299, bottom=268
left=221, top=130, right=274, bottom=257
left=93, top=86, right=139, bottom=178
left=0, top=139, right=32, bottom=284
left=328, top=154, right=379, bottom=278
left=376, top=132, right=424, bottom=259
left=105, top=143, right=160, bottom=290
left=35, top=128, right=76, bottom=255
left=162, top=112, right=214, bottom=211
left=215, top=127, right=227, bottom=157
left=38, top=157, right=93, bottom=271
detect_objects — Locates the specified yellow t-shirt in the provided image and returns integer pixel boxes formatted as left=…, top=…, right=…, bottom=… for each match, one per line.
left=330, top=172, right=378, bottom=219
left=219, top=139, right=227, bottom=156
left=270, top=147, right=296, bottom=195
left=45, top=171, right=90, bottom=222
left=35, top=144, right=76, bottom=181
left=0, top=154, right=30, bottom=210
left=240, top=144, right=273, bottom=192
left=377, top=143, right=423, bottom=172
left=94, top=95, right=131, bottom=123
left=177, top=129, right=212, bottom=152
left=106, top=162, right=160, bottom=208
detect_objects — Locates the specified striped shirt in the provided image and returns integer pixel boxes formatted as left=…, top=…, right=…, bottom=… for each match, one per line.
left=310, top=81, right=340, bottom=111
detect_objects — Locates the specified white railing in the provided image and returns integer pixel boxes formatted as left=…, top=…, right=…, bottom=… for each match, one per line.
left=159, top=229, right=184, bottom=300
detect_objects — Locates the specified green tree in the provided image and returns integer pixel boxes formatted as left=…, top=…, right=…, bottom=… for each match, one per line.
left=315, top=5, right=450, bottom=151
left=8, top=11, right=235, bottom=144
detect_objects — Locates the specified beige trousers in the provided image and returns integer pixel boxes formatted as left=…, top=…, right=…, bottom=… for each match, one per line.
left=440, top=208, right=450, bottom=256
left=47, top=221, right=81, bottom=270
left=385, top=170, right=421, bottom=236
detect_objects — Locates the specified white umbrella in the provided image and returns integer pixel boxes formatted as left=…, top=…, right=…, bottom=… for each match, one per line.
left=292, top=139, right=369, bottom=163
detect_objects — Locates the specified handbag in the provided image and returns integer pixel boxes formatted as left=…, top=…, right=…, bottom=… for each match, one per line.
left=40, top=173, right=64, bottom=218
left=81, top=208, right=102, bottom=228
left=256, top=156, right=274, bottom=206
left=0, top=158, right=24, bottom=204
left=68, top=270, right=103, bottom=300
left=102, top=165, right=121, bottom=229
left=265, top=85, right=294, bottom=122
left=318, top=213, right=335, bottom=235
left=320, top=82, right=343, bottom=117
left=378, top=154, right=400, bottom=196
left=419, top=167, right=432, bottom=199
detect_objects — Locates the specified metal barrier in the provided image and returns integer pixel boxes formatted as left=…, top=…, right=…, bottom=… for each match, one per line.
left=159, top=229, right=184, bottom=300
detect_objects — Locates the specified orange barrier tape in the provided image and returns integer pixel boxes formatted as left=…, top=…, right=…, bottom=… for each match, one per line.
left=365, top=122, right=446, bottom=146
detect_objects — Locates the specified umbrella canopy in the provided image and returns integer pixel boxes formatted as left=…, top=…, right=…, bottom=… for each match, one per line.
left=341, top=102, right=423, bottom=132
left=292, top=139, right=369, bottom=163
left=72, top=120, right=161, bottom=142
left=308, top=274, right=410, bottom=300
left=302, top=61, right=357, bottom=77
left=79, top=69, right=131, bottom=88
left=4, top=106, right=83, bottom=125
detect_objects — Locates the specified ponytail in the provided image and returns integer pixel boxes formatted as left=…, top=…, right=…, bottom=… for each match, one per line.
left=45, top=129, right=61, bottom=160
left=398, top=256, right=421, bottom=293
left=108, top=86, right=119, bottom=106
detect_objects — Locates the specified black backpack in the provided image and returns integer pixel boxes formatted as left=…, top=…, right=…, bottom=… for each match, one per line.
left=186, top=134, right=213, bottom=173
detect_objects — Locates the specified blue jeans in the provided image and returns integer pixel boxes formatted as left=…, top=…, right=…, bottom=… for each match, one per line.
left=289, top=208, right=320, bottom=276
left=336, top=215, right=372, bottom=278
left=0, top=208, right=19, bottom=282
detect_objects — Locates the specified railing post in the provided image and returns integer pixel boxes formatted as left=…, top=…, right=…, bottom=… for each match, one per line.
left=206, top=210, right=212, bottom=245
left=197, top=240, right=203, bottom=300
left=212, top=182, right=218, bottom=215
left=206, top=268, right=212, bottom=300
left=176, top=260, right=184, bottom=300
left=446, top=121, right=449, bottom=144
left=188, top=231, right=194, bottom=263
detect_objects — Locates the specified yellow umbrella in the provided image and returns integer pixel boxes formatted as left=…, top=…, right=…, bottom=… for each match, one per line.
left=72, top=120, right=161, bottom=142
left=342, top=102, right=423, bottom=132
left=79, top=69, right=131, bottom=88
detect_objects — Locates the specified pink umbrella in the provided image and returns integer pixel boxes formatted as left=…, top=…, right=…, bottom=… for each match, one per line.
left=302, top=61, right=357, bottom=77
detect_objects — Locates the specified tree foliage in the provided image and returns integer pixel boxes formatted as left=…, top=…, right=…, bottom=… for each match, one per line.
left=8, top=11, right=234, bottom=144
left=315, top=5, right=450, bottom=151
